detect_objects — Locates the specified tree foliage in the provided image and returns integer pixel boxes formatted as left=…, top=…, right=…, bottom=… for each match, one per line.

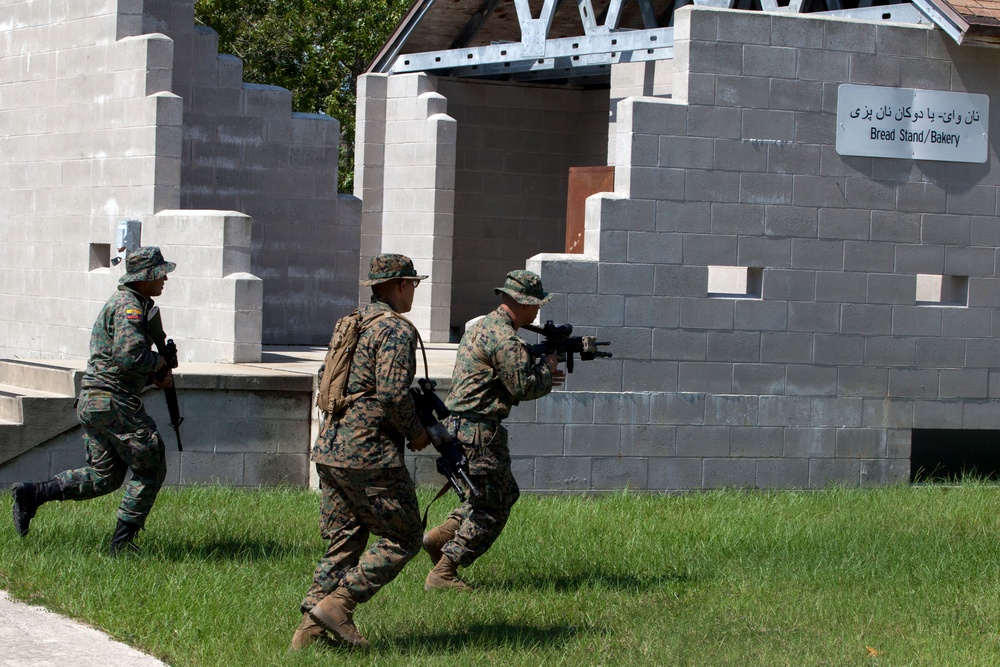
left=194, top=0, right=411, bottom=193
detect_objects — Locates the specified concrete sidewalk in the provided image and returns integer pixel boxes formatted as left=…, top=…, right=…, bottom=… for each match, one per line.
left=0, top=591, right=168, bottom=666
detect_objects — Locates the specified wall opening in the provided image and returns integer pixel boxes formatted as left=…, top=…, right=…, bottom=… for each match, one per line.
left=707, top=266, right=763, bottom=298
left=910, top=429, right=1000, bottom=481
left=916, top=274, right=968, bottom=306
left=88, top=243, right=111, bottom=271
left=441, top=79, right=609, bottom=339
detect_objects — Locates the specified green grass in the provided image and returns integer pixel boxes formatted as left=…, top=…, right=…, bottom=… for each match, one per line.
left=3, top=483, right=1000, bottom=666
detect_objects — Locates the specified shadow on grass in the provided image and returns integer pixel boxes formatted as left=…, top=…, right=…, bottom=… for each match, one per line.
left=385, top=621, right=595, bottom=653
left=481, top=568, right=692, bottom=593
left=151, top=537, right=315, bottom=562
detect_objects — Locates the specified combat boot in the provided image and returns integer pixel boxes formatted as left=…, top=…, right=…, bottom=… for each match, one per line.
left=12, top=479, right=62, bottom=537
left=422, top=515, right=461, bottom=565
left=424, top=552, right=473, bottom=592
left=308, top=587, right=369, bottom=649
left=288, top=613, right=327, bottom=652
left=108, top=518, right=142, bottom=556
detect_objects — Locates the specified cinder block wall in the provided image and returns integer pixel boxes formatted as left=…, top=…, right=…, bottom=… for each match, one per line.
left=438, top=79, right=608, bottom=335
left=142, top=0, right=360, bottom=345
left=509, top=8, right=1000, bottom=491
left=0, top=0, right=182, bottom=360
left=355, top=73, right=457, bottom=342
left=0, top=380, right=313, bottom=488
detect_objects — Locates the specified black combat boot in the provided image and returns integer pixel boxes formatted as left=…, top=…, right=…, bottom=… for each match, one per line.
left=11, top=479, right=63, bottom=537
left=108, top=518, right=142, bottom=556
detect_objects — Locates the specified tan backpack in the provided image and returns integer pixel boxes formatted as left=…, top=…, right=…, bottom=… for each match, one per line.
left=316, top=309, right=392, bottom=436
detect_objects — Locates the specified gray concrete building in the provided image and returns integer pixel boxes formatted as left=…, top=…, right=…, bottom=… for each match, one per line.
left=359, top=0, right=1000, bottom=491
left=4, top=0, right=1000, bottom=492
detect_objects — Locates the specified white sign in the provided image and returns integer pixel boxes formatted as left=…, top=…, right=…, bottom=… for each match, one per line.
left=836, top=84, right=989, bottom=163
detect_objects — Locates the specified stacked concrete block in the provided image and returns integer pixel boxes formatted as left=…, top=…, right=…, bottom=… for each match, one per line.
left=0, top=373, right=313, bottom=488
left=2, top=0, right=358, bottom=362
left=143, top=210, right=262, bottom=363
left=497, top=7, right=1000, bottom=491
left=0, top=0, right=184, bottom=360
left=356, top=72, right=456, bottom=341
left=142, top=0, right=358, bottom=345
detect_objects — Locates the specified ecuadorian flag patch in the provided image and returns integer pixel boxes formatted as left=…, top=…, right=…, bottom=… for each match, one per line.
left=125, top=308, right=143, bottom=321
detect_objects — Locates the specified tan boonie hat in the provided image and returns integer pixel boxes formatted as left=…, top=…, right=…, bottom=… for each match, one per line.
left=494, top=270, right=552, bottom=305
left=360, top=253, right=428, bottom=286
left=119, top=246, right=176, bottom=284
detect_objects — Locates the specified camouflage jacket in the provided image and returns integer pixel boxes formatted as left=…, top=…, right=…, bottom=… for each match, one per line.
left=80, top=285, right=161, bottom=397
left=446, top=306, right=553, bottom=424
left=312, top=296, right=424, bottom=469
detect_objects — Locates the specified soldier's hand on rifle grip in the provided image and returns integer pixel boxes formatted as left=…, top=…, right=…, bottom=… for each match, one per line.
left=408, top=427, right=431, bottom=452
left=153, top=368, right=174, bottom=389
left=543, top=354, right=566, bottom=386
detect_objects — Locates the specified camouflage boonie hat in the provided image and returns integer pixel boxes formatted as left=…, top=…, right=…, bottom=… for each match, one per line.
left=119, top=246, right=176, bottom=285
left=360, top=253, right=428, bottom=286
left=494, top=270, right=551, bottom=305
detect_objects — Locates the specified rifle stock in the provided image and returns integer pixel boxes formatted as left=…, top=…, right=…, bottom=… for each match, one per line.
left=409, top=378, right=478, bottom=501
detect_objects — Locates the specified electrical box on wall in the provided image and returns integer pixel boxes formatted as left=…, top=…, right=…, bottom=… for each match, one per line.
left=112, top=219, right=141, bottom=266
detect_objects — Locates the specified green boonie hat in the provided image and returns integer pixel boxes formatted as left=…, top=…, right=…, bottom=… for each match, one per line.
left=119, top=246, right=176, bottom=285
left=494, top=270, right=551, bottom=306
left=360, top=253, right=428, bottom=286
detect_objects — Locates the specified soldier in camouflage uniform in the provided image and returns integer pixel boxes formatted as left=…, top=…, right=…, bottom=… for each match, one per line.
left=11, top=246, right=176, bottom=556
left=291, top=253, right=432, bottom=651
left=423, top=270, right=565, bottom=591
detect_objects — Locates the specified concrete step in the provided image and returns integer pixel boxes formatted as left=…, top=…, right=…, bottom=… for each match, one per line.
left=0, top=359, right=80, bottom=396
left=0, top=361, right=81, bottom=466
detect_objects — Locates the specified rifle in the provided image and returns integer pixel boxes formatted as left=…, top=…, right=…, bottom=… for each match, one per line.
left=147, top=308, right=184, bottom=451
left=523, top=320, right=612, bottom=373
left=409, top=378, right=478, bottom=502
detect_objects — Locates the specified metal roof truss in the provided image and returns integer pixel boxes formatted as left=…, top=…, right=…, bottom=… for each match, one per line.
left=384, top=0, right=930, bottom=81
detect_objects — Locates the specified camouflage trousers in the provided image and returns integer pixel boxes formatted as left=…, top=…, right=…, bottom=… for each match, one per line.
left=55, top=390, right=166, bottom=528
left=439, top=416, right=521, bottom=568
left=300, top=464, right=422, bottom=612
left=439, top=464, right=520, bottom=568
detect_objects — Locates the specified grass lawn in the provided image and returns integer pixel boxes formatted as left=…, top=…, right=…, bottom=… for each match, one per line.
left=3, top=483, right=1000, bottom=666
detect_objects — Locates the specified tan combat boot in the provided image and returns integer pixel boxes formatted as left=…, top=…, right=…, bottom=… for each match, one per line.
left=288, top=612, right=326, bottom=652
left=308, top=587, right=369, bottom=648
left=422, top=516, right=461, bottom=565
left=424, top=553, right=473, bottom=592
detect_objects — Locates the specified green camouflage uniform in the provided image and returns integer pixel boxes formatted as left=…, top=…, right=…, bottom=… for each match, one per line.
left=301, top=295, right=426, bottom=611
left=440, top=305, right=554, bottom=567
left=56, top=286, right=167, bottom=528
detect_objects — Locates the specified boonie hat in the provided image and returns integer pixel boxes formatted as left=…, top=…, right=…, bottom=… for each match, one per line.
left=119, top=246, right=176, bottom=284
left=494, top=270, right=551, bottom=306
left=360, top=253, right=428, bottom=286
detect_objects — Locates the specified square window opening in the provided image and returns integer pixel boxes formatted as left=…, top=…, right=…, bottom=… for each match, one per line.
left=89, top=243, right=111, bottom=271
left=708, top=266, right=762, bottom=299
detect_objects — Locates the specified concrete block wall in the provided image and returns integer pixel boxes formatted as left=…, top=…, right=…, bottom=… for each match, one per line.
left=506, top=7, right=1000, bottom=490
left=144, top=210, right=262, bottom=363
left=436, top=78, right=608, bottom=336
left=142, top=0, right=359, bottom=345
left=609, top=59, right=675, bottom=165
left=0, top=377, right=313, bottom=488
left=356, top=72, right=457, bottom=342
left=0, top=0, right=183, bottom=360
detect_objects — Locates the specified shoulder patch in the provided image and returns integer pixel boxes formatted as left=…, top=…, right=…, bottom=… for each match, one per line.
left=125, top=308, right=143, bottom=321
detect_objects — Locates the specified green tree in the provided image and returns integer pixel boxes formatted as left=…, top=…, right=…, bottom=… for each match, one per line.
left=195, top=0, right=411, bottom=193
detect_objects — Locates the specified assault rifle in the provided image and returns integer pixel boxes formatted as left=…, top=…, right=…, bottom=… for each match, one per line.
left=523, top=320, right=612, bottom=372
left=147, top=308, right=184, bottom=451
left=409, top=378, right=478, bottom=502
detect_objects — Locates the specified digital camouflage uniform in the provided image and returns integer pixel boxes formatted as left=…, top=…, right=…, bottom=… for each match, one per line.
left=55, top=285, right=168, bottom=527
left=301, top=294, right=427, bottom=612
left=439, top=302, right=555, bottom=568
